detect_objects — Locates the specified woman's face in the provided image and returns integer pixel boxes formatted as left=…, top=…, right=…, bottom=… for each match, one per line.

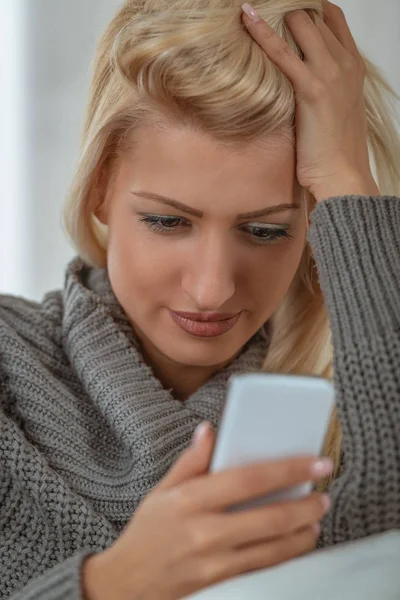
left=100, top=124, right=307, bottom=370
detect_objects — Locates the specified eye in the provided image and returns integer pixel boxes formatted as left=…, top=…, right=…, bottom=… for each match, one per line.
left=240, top=223, right=293, bottom=244
left=139, top=214, right=190, bottom=234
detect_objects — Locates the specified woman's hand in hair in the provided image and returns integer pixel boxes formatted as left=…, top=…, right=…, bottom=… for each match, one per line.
left=241, top=1, right=380, bottom=203
left=82, top=422, right=333, bottom=600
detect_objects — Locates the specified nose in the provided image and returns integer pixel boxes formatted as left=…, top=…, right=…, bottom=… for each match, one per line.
left=182, top=233, right=236, bottom=311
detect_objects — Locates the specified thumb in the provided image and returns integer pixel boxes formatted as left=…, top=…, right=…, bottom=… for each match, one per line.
left=157, top=422, right=215, bottom=491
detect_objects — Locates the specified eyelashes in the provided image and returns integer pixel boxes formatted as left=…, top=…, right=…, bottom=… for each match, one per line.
left=139, top=215, right=184, bottom=233
left=244, top=224, right=292, bottom=242
left=138, top=215, right=293, bottom=244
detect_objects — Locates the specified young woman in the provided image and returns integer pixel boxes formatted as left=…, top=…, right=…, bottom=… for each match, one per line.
left=1, top=1, right=400, bottom=599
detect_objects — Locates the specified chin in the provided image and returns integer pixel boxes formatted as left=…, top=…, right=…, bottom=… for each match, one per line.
left=163, top=345, right=239, bottom=368
left=159, top=329, right=249, bottom=368
left=135, top=312, right=260, bottom=369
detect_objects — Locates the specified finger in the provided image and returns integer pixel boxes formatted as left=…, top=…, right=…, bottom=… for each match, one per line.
left=284, top=10, right=334, bottom=69
left=241, top=9, right=314, bottom=94
left=315, top=16, right=350, bottom=63
left=156, top=422, right=216, bottom=491
left=322, top=1, right=361, bottom=59
left=198, top=525, right=318, bottom=586
left=213, top=492, right=329, bottom=548
left=183, top=455, right=333, bottom=511
left=230, top=525, right=318, bottom=573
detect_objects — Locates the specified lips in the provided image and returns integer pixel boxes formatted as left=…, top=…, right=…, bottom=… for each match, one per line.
left=169, top=310, right=241, bottom=338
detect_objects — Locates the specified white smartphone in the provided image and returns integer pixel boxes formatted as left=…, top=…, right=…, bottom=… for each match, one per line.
left=210, top=373, right=335, bottom=511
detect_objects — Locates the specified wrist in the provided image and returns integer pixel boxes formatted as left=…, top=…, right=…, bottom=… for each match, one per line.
left=82, top=554, right=105, bottom=600
left=82, top=551, right=126, bottom=600
left=311, top=173, right=380, bottom=203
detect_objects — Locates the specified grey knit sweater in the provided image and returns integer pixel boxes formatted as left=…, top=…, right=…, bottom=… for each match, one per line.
left=1, top=195, right=400, bottom=599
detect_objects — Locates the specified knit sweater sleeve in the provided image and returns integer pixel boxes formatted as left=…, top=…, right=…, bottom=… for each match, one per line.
left=7, top=551, right=94, bottom=600
left=0, top=454, right=94, bottom=599
left=0, top=408, right=100, bottom=599
left=307, top=194, right=400, bottom=546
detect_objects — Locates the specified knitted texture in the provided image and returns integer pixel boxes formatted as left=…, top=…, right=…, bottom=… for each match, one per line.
left=308, top=196, right=400, bottom=545
left=0, top=195, right=400, bottom=598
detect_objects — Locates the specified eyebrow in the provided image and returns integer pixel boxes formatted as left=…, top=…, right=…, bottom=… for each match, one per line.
left=130, top=190, right=300, bottom=220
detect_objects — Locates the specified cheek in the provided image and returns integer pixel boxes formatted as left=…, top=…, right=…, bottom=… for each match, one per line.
left=106, top=215, right=179, bottom=312
left=245, top=233, right=307, bottom=315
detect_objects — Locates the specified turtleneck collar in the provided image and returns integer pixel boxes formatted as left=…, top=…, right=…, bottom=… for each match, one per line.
left=61, top=257, right=270, bottom=506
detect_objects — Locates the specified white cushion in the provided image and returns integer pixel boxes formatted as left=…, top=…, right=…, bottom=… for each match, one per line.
left=184, top=531, right=400, bottom=600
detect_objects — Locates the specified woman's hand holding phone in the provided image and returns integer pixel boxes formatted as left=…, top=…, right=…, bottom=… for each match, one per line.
left=83, top=422, right=333, bottom=600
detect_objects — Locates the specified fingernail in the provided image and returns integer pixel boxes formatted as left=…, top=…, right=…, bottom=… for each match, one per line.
left=310, top=458, right=334, bottom=478
left=242, top=3, right=261, bottom=23
left=321, top=494, right=331, bottom=513
left=192, top=422, right=210, bottom=446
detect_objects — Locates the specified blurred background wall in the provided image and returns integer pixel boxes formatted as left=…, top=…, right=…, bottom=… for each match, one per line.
left=1, top=0, right=399, bottom=301
left=0, top=0, right=122, bottom=300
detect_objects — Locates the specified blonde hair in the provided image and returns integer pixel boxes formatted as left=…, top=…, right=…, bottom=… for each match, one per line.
left=63, top=0, right=400, bottom=484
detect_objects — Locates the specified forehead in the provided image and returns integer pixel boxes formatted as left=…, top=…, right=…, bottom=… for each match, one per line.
left=120, top=123, right=297, bottom=211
